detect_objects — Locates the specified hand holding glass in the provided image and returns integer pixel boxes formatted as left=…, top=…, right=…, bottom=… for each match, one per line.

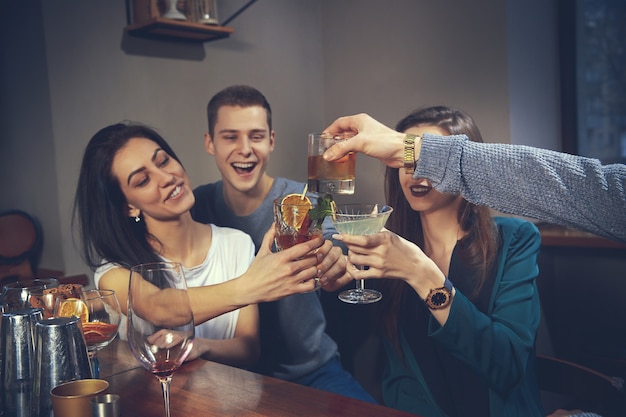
left=331, top=203, right=393, bottom=304
left=273, top=195, right=324, bottom=290
left=128, top=262, right=195, bottom=417
left=308, top=133, right=356, bottom=195
left=273, top=196, right=324, bottom=251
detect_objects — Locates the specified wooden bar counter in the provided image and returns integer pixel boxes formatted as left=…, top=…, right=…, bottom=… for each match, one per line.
left=98, top=339, right=416, bottom=417
left=535, top=222, right=626, bottom=377
left=536, top=222, right=626, bottom=249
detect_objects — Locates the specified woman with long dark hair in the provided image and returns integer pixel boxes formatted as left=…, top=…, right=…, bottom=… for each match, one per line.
left=334, top=106, right=543, bottom=416
left=73, top=122, right=326, bottom=367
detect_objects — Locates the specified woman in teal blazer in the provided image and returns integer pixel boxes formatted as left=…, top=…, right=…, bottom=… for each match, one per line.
left=333, top=106, right=543, bottom=417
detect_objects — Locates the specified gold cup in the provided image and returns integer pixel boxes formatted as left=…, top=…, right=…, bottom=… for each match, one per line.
left=51, top=379, right=109, bottom=417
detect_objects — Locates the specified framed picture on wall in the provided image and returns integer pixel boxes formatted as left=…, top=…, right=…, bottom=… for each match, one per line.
left=559, top=0, right=626, bottom=164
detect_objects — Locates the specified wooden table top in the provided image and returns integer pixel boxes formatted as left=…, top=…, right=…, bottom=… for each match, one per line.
left=98, top=338, right=416, bottom=417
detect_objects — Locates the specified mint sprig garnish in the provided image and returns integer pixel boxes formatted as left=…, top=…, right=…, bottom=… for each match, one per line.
left=308, top=194, right=335, bottom=228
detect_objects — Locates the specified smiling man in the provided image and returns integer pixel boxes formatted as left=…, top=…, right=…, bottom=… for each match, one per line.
left=191, top=85, right=375, bottom=402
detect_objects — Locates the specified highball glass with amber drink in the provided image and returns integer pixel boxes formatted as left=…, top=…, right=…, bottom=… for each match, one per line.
left=308, top=133, right=356, bottom=195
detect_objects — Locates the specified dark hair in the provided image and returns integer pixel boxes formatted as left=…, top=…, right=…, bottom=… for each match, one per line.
left=206, top=85, right=272, bottom=138
left=380, top=106, right=499, bottom=351
left=72, top=122, right=184, bottom=270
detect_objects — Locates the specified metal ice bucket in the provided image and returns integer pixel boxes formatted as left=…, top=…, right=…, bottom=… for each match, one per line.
left=0, top=308, right=43, bottom=417
left=31, top=317, right=92, bottom=417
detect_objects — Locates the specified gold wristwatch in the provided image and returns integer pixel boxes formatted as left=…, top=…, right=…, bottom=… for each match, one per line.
left=403, top=134, right=419, bottom=174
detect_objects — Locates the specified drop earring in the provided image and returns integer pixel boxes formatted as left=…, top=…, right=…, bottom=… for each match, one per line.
left=135, top=216, right=141, bottom=223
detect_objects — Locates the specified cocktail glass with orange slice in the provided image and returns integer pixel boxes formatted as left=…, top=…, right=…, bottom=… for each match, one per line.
left=273, top=192, right=328, bottom=290
left=273, top=193, right=324, bottom=251
left=55, top=289, right=121, bottom=378
left=29, top=282, right=83, bottom=318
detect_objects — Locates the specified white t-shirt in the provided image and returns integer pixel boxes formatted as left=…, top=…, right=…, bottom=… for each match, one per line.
left=94, top=224, right=255, bottom=341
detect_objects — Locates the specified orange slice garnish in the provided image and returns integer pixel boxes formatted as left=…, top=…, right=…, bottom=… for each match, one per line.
left=280, top=194, right=312, bottom=230
left=56, top=298, right=89, bottom=323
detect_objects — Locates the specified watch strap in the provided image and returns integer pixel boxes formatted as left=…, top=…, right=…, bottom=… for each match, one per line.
left=403, top=134, right=419, bottom=174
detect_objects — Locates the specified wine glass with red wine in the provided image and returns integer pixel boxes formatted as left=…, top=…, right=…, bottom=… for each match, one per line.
left=127, top=262, right=195, bottom=417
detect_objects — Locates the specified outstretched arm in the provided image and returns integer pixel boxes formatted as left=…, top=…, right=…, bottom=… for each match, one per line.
left=98, top=227, right=323, bottom=325
left=417, top=134, right=626, bottom=243
left=323, top=113, right=626, bottom=243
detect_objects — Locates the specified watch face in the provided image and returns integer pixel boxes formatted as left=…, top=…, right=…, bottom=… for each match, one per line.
left=431, top=291, right=448, bottom=306
left=425, top=280, right=453, bottom=309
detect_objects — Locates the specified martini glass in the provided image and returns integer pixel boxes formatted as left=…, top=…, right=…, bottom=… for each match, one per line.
left=332, top=203, right=393, bottom=304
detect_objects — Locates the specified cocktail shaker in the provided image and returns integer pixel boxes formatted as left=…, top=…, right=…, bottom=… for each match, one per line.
left=0, top=308, right=43, bottom=417
left=31, top=317, right=92, bottom=417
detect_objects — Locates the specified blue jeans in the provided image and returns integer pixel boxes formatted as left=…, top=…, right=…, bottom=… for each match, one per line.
left=293, top=356, right=377, bottom=404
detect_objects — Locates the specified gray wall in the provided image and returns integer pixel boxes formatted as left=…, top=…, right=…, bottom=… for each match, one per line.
left=0, top=0, right=560, bottom=281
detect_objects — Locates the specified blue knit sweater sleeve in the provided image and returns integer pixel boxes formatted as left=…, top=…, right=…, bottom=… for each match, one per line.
left=415, top=134, right=626, bottom=243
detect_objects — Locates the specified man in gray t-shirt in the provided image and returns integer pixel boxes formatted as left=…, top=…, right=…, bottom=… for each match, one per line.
left=192, top=85, right=375, bottom=403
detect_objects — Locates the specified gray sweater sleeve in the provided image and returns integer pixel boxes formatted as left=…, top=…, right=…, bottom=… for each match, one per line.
left=415, top=134, right=626, bottom=243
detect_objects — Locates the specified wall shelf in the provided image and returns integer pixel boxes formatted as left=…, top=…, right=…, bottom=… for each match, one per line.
left=125, top=17, right=233, bottom=42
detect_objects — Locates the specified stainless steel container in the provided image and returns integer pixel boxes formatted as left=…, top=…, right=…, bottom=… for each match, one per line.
left=0, top=308, right=43, bottom=417
left=31, top=317, right=92, bottom=417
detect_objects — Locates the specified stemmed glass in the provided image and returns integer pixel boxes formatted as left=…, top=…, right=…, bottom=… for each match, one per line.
left=331, top=203, right=393, bottom=304
left=127, top=262, right=195, bottom=417
left=55, top=289, right=122, bottom=378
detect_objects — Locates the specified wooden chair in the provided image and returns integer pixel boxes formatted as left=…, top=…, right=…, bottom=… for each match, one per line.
left=0, top=209, right=43, bottom=286
left=537, top=353, right=625, bottom=417
left=0, top=210, right=90, bottom=289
